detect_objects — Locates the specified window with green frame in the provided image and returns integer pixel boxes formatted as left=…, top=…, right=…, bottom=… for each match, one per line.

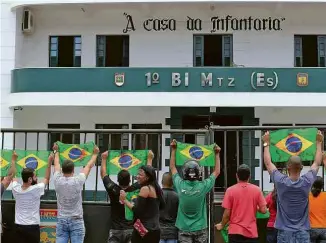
left=96, top=35, right=129, bottom=67
left=294, top=35, right=326, bottom=67
left=193, top=34, right=233, bottom=67
left=49, top=36, right=82, bottom=67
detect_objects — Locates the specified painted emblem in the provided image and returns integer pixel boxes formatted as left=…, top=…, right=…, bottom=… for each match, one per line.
left=297, top=73, right=308, bottom=87
left=115, top=73, right=125, bottom=87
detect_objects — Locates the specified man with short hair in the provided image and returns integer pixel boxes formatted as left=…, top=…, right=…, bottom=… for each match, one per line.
left=100, top=150, right=153, bottom=243
left=159, top=172, right=179, bottom=243
left=262, top=130, right=323, bottom=242
left=169, top=139, right=221, bottom=243
left=215, top=164, right=267, bottom=243
left=12, top=152, right=53, bottom=243
left=53, top=143, right=99, bottom=243
left=1, top=151, right=17, bottom=235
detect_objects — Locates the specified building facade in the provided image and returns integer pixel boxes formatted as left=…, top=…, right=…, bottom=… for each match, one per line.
left=1, top=1, right=326, bottom=198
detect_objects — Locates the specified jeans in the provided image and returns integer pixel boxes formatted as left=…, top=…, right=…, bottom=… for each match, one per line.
left=108, top=229, right=133, bottom=243
left=266, top=228, right=278, bottom=243
left=310, top=228, right=326, bottom=243
left=56, top=217, right=85, bottom=243
left=160, top=240, right=178, bottom=243
left=179, top=229, right=207, bottom=243
left=277, top=229, right=310, bottom=243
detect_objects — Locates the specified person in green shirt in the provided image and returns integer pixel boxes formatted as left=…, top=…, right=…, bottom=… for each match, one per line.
left=169, top=139, right=221, bottom=243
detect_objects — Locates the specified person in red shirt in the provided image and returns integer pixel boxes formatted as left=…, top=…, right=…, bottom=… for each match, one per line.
left=215, top=164, right=267, bottom=243
left=265, top=186, right=277, bottom=243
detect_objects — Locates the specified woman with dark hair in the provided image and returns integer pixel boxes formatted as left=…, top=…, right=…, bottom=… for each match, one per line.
left=309, top=176, right=326, bottom=243
left=120, top=165, right=165, bottom=243
left=265, top=185, right=277, bottom=243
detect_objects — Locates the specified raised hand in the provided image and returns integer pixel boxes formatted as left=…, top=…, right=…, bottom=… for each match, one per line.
left=170, top=139, right=177, bottom=150
left=262, top=131, right=270, bottom=144
left=214, top=144, right=221, bottom=154
left=101, top=151, right=109, bottom=160
left=316, top=130, right=324, bottom=143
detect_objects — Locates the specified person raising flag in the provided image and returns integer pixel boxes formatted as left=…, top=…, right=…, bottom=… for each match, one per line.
left=262, top=130, right=323, bottom=242
left=169, top=139, right=220, bottom=243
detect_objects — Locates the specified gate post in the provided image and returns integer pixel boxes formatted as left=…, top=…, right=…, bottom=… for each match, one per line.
left=207, top=126, right=215, bottom=243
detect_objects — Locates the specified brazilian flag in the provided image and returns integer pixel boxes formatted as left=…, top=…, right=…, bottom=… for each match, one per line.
left=15, top=150, right=50, bottom=177
left=0, top=149, right=12, bottom=176
left=107, top=150, right=148, bottom=176
left=270, top=128, right=317, bottom=163
left=125, top=189, right=140, bottom=220
left=57, top=141, right=94, bottom=167
left=175, top=142, right=215, bottom=166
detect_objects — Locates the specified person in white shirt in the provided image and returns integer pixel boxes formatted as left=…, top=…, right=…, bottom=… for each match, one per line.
left=1, top=151, right=17, bottom=236
left=12, top=152, right=53, bottom=243
left=52, top=143, right=99, bottom=243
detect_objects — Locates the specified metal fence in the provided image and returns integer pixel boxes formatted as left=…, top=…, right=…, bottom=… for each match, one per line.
left=1, top=126, right=325, bottom=243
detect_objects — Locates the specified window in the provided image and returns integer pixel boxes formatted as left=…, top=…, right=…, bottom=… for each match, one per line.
left=294, top=35, right=326, bottom=67
left=193, top=35, right=233, bottom=67
left=96, top=124, right=129, bottom=153
left=131, top=124, right=162, bottom=169
left=48, top=124, right=80, bottom=149
left=96, top=35, right=129, bottom=67
left=49, top=36, right=82, bottom=67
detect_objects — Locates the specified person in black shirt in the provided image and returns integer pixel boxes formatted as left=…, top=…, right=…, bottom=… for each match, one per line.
left=159, top=172, right=179, bottom=243
left=101, top=150, right=154, bottom=243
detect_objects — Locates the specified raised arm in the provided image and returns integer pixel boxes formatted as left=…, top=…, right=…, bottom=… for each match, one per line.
left=52, top=143, right=61, bottom=172
left=323, top=152, right=326, bottom=167
left=262, top=132, right=277, bottom=174
left=147, top=150, right=154, bottom=166
left=81, top=146, right=99, bottom=177
left=42, top=153, right=54, bottom=185
left=169, top=139, right=177, bottom=175
left=1, top=151, right=17, bottom=189
left=311, top=130, right=323, bottom=173
left=211, top=144, right=221, bottom=177
left=100, top=151, right=108, bottom=179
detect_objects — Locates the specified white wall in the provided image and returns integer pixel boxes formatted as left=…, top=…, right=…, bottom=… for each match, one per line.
left=16, top=3, right=326, bottom=68
left=255, top=107, right=326, bottom=191
left=7, top=106, right=171, bottom=190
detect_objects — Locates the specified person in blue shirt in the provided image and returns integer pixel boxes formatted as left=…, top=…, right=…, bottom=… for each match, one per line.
left=262, top=130, right=323, bottom=243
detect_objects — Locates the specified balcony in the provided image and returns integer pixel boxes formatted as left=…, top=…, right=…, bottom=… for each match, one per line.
left=9, top=67, right=326, bottom=107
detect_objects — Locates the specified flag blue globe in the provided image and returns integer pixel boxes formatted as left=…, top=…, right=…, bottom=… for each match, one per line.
left=286, top=136, right=302, bottom=153
left=119, top=155, right=133, bottom=168
left=68, top=148, right=82, bottom=160
left=25, top=157, right=38, bottom=170
left=189, top=146, right=204, bottom=160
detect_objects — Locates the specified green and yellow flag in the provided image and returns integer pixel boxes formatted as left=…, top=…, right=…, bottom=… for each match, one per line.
left=176, top=142, right=215, bottom=166
left=270, top=128, right=317, bottom=162
left=107, top=150, right=148, bottom=176
left=57, top=141, right=95, bottom=167
left=15, top=150, right=50, bottom=177
left=125, top=189, right=140, bottom=220
left=0, top=149, right=12, bottom=176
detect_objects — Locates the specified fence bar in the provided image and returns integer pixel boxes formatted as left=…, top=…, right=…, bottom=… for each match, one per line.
left=260, top=132, right=264, bottom=191
left=36, top=132, right=39, bottom=151
left=223, top=131, right=227, bottom=190
left=82, top=132, right=87, bottom=201
left=210, top=125, right=326, bottom=130
left=94, top=133, right=99, bottom=201
left=1, top=132, right=4, bottom=149
left=248, top=131, right=252, bottom=168
left=24, top=132, right=27, bottom=150
left=0, top=128, right=209, bottom=134
left=236, top=131, right=240, bottom=167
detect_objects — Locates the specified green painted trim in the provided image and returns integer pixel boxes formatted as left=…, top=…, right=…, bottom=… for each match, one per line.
left=11, top=67, right=326, bottom=93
